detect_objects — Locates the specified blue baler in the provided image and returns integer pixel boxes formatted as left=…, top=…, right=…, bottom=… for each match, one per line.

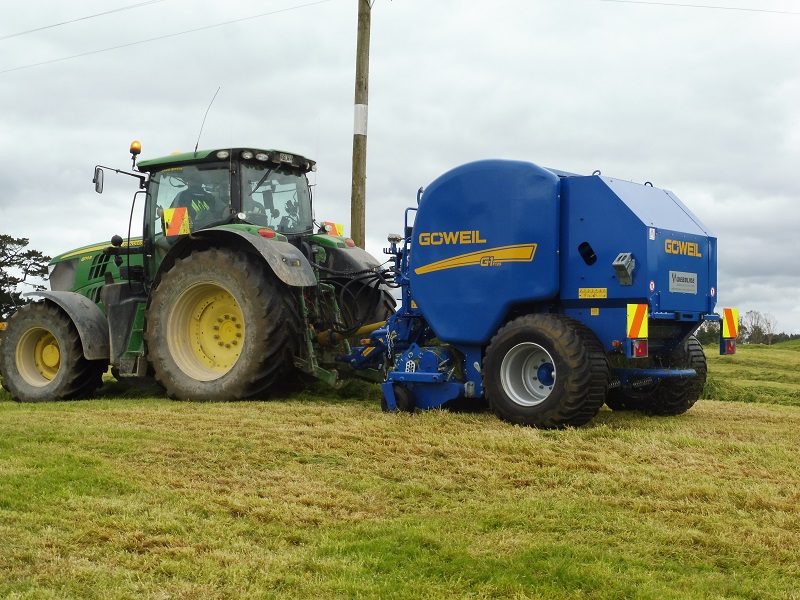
left=364, top=159, right=736, bottom=428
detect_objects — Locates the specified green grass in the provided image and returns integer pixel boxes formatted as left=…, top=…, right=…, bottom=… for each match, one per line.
left=1, top=348, right=799, bottom=599
left=705, top=342, right=800, bottom=406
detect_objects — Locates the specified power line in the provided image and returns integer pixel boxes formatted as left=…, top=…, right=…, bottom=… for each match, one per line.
left=0, top=0, right=335, bottom=75
left=594, top=0, right=800, bottom=16
left=0, top=0, right=170, bottom=42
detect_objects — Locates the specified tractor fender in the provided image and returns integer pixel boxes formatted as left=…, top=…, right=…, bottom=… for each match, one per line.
left=161, top=229, right=317, bottom=287
left=323, top=244, right=382, bottom=274
left=24, top=291, right=110, bottom=360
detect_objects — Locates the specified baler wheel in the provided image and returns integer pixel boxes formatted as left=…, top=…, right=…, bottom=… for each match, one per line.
left=606, top=336, right=706, bottom=416
left=484, top=314, right=609, bottom=428
left=0, top=302, right=106, bottom=402
left=145, top=248, right=299, bottom=400
left=380, top=384, right=415, bottom=413
left=603, top=388, right=646, bottom=412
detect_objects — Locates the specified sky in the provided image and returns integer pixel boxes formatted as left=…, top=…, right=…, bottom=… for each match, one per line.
left=0, top=0, right=798, bottom=332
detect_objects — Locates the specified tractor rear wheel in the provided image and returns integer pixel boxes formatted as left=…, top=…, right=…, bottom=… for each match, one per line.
left=606, top=336, right=706, bottom=416
left=326, top=277, right=395, bottom=341
left=144, top=248, right=300, bottom=400
left=0, top=302, right=106, bottom=402
left=484, top=314, right=609, bottom=428
left=337, top=280, right=395, bottom=330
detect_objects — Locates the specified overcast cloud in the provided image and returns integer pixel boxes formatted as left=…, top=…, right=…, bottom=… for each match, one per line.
left=1, top=0, right=798, bottom=331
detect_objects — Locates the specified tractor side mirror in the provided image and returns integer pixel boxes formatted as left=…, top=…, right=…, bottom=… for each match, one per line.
left=93, top=167, right=104, bottom=194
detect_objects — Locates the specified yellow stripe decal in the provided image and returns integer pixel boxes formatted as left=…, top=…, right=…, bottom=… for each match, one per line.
left=414, top=243, right=537, bottom=275
left=58, top=238, right=143, bottom=260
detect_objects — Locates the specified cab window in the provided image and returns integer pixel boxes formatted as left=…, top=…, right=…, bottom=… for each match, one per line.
left=240, top=163, right=313, bottom=235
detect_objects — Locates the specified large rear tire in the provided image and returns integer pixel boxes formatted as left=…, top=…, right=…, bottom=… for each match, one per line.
left=328, top=277, right=395, bottom=330
left=606, top=336, right=706, bottom=416
left=484, top=314, right=609, bottom=428
left=0, top=302, right=106, bottom=402
left=144, top=248, right=300, bottom=400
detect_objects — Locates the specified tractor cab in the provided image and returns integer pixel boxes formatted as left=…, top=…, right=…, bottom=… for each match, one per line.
left=136, top=147, right=316, bottom=242
left=90, top=143, right=318, bottom=285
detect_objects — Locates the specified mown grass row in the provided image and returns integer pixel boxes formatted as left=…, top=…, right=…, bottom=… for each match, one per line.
left=704, top=340, right=800, bottom=406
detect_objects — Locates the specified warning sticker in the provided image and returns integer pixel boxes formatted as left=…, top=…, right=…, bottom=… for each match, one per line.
left=579, top=288, right=608, bottom=299
left=722, top=308, right=739, bottom=338
left=669, top=271, right=697, bottom=294
left=627, top=303, right=649, bottom=338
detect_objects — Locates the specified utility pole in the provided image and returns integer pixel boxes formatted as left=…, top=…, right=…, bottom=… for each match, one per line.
left=350, top=0, right=371, bottom=249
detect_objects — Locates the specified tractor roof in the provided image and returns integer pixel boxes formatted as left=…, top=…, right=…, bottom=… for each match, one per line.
left=136, top=148, right=316, bottom=173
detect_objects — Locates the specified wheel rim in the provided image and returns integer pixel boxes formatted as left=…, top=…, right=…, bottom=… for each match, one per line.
left=16, top=327, right=61, bottom=386
left=500, top=342, right=556, bottom=407
left=167, top=282, right=245, bottom=381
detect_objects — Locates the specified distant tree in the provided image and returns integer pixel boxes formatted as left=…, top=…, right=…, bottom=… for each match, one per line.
left=695, top=321, right=719, bottom=346
left=762, top=312, right=778, bottom=345
left=0, top=235, right=50, bottom=320
left=742, top=310, right=765, bottom=344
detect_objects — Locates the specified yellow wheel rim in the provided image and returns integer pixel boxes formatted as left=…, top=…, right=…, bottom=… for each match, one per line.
left=167, top=282, right=245, bottom=381
left=16, top=327, right=61, bottom=386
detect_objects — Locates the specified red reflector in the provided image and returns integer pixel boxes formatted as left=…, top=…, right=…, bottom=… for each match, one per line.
left=345, top=238, right=356, bottom=247
left=725, top=339, right=736, bottom=355
left=258, top=228, right=276, bottom=238
left=632, top=339, right=648, bottom=358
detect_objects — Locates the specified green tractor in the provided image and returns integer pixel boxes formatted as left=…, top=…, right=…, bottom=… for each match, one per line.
left=0, top=142, right=394, bottom=402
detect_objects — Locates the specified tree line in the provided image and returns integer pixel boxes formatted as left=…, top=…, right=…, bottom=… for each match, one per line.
left=694, top=309, right=800, bottom=346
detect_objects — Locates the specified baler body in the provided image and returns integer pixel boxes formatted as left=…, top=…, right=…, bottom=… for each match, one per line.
left=408, top=160, right=717, bottom=351
left=362, top=158, right=733, bottom=427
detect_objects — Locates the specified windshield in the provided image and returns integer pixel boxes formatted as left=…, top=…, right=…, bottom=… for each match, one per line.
left=240, top=163, right=313, bottom=235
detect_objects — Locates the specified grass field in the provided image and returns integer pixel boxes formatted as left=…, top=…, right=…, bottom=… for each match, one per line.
left=1, top=344, right=798, bottom=599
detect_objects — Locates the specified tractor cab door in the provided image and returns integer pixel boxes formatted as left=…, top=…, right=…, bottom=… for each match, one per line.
left=144, top=163, right=234, bottom=269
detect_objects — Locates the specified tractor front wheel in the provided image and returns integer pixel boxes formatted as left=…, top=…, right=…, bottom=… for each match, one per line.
left=484, top=314, right=609, bottom=428
left=0, top=302, right=106, bottom=402
left=144, top=248, right=300, bottom=400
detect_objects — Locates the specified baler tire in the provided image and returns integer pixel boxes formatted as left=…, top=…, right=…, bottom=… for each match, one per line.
left=606, top=336, right=706, bottom=416
left=144, top=248, right=300, bottom=401
left=645, top=336, right=707, bottom=416
left=603, top=390, right=645, bottom=412
left=0, top=302, right=107, bottom=402
left=380, top=384, right=415, bottom=413
left=484, top=314, right=609, bottom=428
